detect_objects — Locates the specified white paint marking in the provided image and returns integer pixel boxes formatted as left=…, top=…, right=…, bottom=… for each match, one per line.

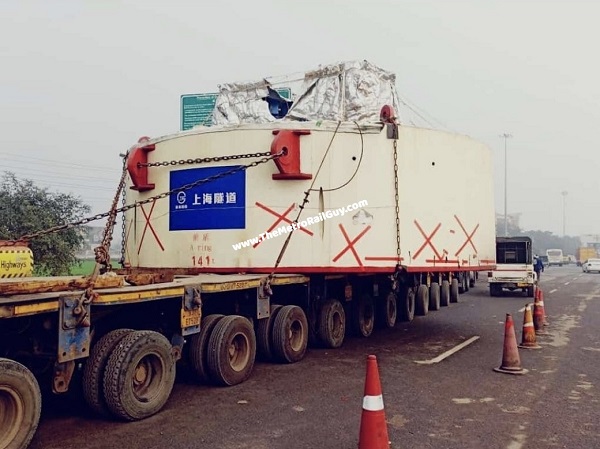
left=549, top=289, right=558, bottom=294
left=582, top=347, right=600, bottom=352
left=414, top=336, right=480, bottom=365
left=565, top=282, right=570, bottom=286
left=518, top=306, right=525, bottom=312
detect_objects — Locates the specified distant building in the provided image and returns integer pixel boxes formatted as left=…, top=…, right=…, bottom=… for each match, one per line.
left=76, top=225, right=122, bottom=260
left=580, top=234, right=600, bottom=253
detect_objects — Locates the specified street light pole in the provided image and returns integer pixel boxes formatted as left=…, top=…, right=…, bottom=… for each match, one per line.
left=561, top=191, right=568, bottom=236
left=500, top=133, right=512, bottom=236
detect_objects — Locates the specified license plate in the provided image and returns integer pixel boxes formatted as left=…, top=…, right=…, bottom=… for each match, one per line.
left=181, top=308, right=201, bottom=328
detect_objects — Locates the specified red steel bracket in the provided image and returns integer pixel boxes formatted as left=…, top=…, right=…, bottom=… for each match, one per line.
left=271, top=129, right=313, bottom=180
left=127, top=136, right=156, bottom=191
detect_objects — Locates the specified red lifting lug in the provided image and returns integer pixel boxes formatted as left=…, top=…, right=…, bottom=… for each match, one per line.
left=271, top=129, right=313, bottom=180
left=127, top=136, right=156, bottom=192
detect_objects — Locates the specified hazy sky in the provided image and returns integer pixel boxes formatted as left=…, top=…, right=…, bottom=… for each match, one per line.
left=1, top=0, right=598, bottom=237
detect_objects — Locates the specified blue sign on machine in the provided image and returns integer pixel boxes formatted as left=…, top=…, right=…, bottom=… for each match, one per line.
left=169, top=166, right=246, bottom=231
left=180, top=87, right=292, bottom=131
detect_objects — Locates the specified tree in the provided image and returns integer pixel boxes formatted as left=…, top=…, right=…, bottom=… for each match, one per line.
left=0, top=172, right=91, bottom=276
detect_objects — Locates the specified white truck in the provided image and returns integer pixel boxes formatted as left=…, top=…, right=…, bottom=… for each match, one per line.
left=0, top=60, right=497, bottom=449
left=546, top=248, right=564, bottom=267
left=488, top=236, right=535, bottom=297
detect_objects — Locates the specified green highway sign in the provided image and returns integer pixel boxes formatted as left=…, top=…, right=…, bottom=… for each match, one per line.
left=180, top=93, right=218, bottom=131
left=180, top=87, right=292, bottom=131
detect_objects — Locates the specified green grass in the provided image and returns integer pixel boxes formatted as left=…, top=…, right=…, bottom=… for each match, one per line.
left=70, top=259, right=120, bottom=276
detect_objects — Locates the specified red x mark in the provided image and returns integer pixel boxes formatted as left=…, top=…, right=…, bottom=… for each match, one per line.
left=138, top=200, right=165, bottom=255
left=332, top=224, right=371, bottom=266
left=453, top=215, right=479, bottom=256
left=413, top=220, right=442, bottom=260
left=254, top=202, right=313, bottom=248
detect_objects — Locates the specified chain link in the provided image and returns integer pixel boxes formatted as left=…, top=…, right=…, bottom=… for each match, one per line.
left=13, top=151, right=284, bottom=244
left=139, top=151, right=273, bottom=168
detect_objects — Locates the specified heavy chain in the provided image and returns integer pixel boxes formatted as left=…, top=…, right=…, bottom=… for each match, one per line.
left=393, top=139, right=401, bottom=264
left=13, top=151, right=284, bottom=244
left=391, top=138, right=402, bottom=291
left=93, top=155, right=130, bottom=275
left=139, top=151, right=273, bottom=168
left=119, top=168, right=127, bottom=268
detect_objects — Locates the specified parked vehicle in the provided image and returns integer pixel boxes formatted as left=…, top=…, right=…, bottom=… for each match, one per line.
left=0, top=61, right=497, bottom=449
left=488, top=236, right=535, bottom=297
left=546, top=248, right=564, bottom=267
left=582, top=258, right=600, bottom=273
left=576, top=247, right=597, bottom=267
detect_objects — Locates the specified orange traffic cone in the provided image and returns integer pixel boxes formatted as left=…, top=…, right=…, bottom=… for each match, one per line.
left=533, top=293, right=548, bottom=335
left=494, top=314, right=528, bottom=375
left=538, top=289, right=549, bottom=326
left=518, top=304, right=541, bottom=349
left=358, top=355, right=390, bottom=449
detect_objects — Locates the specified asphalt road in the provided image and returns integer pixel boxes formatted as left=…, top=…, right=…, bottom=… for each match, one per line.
left=30, top=266, right=600, bottom=449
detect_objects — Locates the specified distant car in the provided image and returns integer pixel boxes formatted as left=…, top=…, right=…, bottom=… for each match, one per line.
left=582, top=258, right=600, bottom=273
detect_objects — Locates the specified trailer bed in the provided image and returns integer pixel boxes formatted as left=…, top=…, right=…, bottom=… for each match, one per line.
left=0, top=273, right=309, bottom=318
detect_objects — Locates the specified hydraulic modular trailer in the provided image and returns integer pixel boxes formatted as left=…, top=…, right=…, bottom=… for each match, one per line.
left=0, top=60, right=497, bottom=449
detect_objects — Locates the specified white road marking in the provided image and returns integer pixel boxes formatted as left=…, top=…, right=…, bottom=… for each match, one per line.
left=564, top=282, right=570, bottom=285
left=582, top=347, right=600, bottom=352
left=518, top=306, right=525, bottom=312
left=549, top=289, right=557, bottom=294
left=414, top=336, right=480, bottom=365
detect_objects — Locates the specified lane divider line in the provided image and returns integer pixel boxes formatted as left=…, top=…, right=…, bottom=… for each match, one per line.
left=414, top=336, right=480, bottom=365
left=549, top=289, right=557, bottom=294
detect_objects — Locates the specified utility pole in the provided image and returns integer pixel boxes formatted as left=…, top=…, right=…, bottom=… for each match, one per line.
left=500, top=133, right=512, bottom=236
left=561, top=191, right=568, bottom=236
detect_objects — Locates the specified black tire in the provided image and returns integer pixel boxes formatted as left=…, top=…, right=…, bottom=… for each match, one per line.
left=464, top=274, right=470, bottom=292
left=450, top=279, right=459, bottom=303
left=352, top=294, right=375, bottom=338
left=469, top=274, right=475, bottom=288
left=256, top=305, right=283, bottom=362
left=458, top=274, right=469, bottom=293
left=103, top=330, right=176, bottom=421
left=490, top=284, right=502, bottom=297
left=398, top=286, right=415, bottom=322
left=415, top=285, right=429, bottom=316
left=271, top=305, right=309, bottom=364
left=318, top=299, right=346, bottom=349
left=429, top=282, right=441, bottom=311
left=440, top=280, right=450, bottom=306
left=188, top=314, right=225, bottom=383
left=207, top=316, right=256, bottom=387
left=82, top=328, right=134, bottom=417
left=378, top=291, right=397, bottom=328
left=527, top=286, right=535, bottom=298
left=0, top=358, right=42, bottom=449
